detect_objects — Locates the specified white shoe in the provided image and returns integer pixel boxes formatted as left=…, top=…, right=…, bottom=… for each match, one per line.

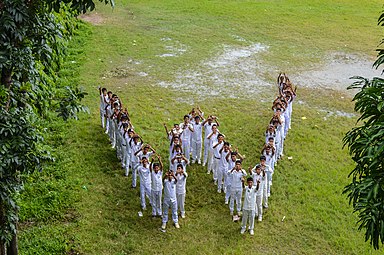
left=161, top=223, right=166, bottom=229
left=217, top=189, right=221, bottom=193
left=225, top=200, right=228, bottom=205
left=181, top=213, right=186, bottom=219
left=214, top=180, right=217, bottom=185
left=206, top=171, right=210, bottom=174
left=240, top=228, right=246, bottom=234
left=250, top=230, right=254, bottom=235
left=258, top=216, right=262, bottom=222
left=198, top=160, right=201, bottom=164
left=238, top=211, right=242, bottom=216
left=202, top=163, right=206, bottom=167
left=192, top=160, right=196, bottom=164
left=230, top=211, right=233, bottom=216
left=175, top=223, right=180, bottom=229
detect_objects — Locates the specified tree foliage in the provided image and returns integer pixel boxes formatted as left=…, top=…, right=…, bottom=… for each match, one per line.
left=0, top=0, right=113, bottom=253
left=343, top=10, right=384, bottom=250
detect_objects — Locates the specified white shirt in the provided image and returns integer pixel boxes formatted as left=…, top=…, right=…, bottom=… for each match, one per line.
left=243, top=186, right=257, bottom=210
left=151, top=170, right=163, bottom=192
left=192, top=122, right=203, bottom=142
left=208, top=132, right=219, bottom=149
left=138, top=165, right=151, bottom=185
left=228, top=169, right=247, bottom=190
left=180, top=122, right=193, bottom=141
left=204, top=122, right=213, bottom=140
left=213, top=141, right=223, bottom=158
left=173, top=159, right=187, bottom=173
left=176, top=172, right=188, bottom=194
left=130, top=142, right=142, bottom=163
left=219, top=150, right=230, bottom=169
left=136, top=151, right=154, bottom=162
left=251, top=171, right=265, bottom=196
left=164, top=178, right=177, bottom=201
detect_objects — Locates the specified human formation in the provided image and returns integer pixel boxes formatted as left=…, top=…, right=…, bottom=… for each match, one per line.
left=98, top=73, right=297, bottom=234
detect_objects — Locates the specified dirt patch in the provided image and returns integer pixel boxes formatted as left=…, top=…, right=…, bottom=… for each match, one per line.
left=78, top=12, right=104, bottom=25
left=293, top=52, right=382, bottom=92
left=158, top=43, right=273, bottom=100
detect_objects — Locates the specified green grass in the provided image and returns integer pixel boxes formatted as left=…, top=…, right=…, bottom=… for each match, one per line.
left=18, top=1, right=384, bottom=254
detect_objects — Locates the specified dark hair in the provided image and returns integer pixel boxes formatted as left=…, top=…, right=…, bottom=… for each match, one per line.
left=235, top=160, right=242, bottom=164
left=194, top=115, right=200, bottom=119
left=142, top=156, right=148, bottom=161
left=224, top=141, right=230, bottom=146
left=247, top=177, right=253, bottom=182
left=153, top=163, right=160, bottom=168
left=107, top=91, right=112, bottom=94
left=231, top=152, right=237, bottom=156
left=255, top=164, right=261, bottom=169
left=184, top=115, right=189, bottom=119
left=112, top=94, right=117, bottom=98
left=102, top=88, right=107, bottom=92
left=212, top=123, right=217, bottom=127
left=260, top=155, right=266, bottom=161
left=177, top=164, right=183, bottom=169
left=217, top=134, right=224, bottom=138
left=122, top=123, right=128, bottom=129
left=268, top=137, right=274, bottom=141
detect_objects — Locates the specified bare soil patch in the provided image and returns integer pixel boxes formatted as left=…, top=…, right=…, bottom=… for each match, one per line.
left=78, top=12, right=104, bottom=25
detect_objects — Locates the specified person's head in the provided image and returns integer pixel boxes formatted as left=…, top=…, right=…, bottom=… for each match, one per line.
left=207, top=117, right=213, bottom=124
left=268, top=125, right=275, bottom=132
left=153, top=163, right=160, bottom=173
left=268, top=137, right=274, bottom=145
left=174, top=123, right=180, bottom=130
left=107, top=91, right=112, bottom=98
left=174, top=144, right=181, bottom=152
left=128, top=129, right=134, bottom=137
left=102, top=88, right=107, bottom=94
left=113, top=102, right=119, bottom=109
left=194, top=115, right=200, bottom=123
left=122, top=122, right=128, bottom=130
left=176, top=164, right=183, bottom=173
left=231, top=152, right=237, bottom=161
left=247, top=177, right=253, bottom=187
left=255, top=164, right=261, bottom=174
left=176, top=154, right=182, bottom=162
left=212, top=124, right=217, bottom=132
left=223, top=141, right=230, bottom=151
left=133, top=134, right=140, bottom=143
left=260, top=155, right=266, bottom=165
left=173, top=136, right=180, bottom=144
left=183, top=115, right=189, bottom=123
left=235, top=160, right=242, bottom=170
left=141, top=157, right=148, bottom=165
left=217, top=133, right=224, bottom=142
left=143, top=145, right=150, bottom=153
left=276, top=108, right=282, bottom=115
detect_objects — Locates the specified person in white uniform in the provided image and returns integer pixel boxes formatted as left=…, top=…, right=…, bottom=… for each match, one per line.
left=175, top=164, right=188, bottom=218
left=250, top=164, right=265, bottom=222
left=241, top=177, right=257, bottom=235
left=137, top=157, right=152, bottom=211
left=99, top=87, right=108, bottom=129
left=191, top=115, right=203, bottom=164
left=202, top=116, right=220, bottom=166
left=212, top=134, right=224, bottom=185
left=180, top=115, right=194, bottom=162
left=206, top=124, right=219, bottom=175
left=217, top=140, right=230, bottom=193
left=129, top=134, right=143, bottom=188
left=171, top=153, right=189, bottom=173
left=228, top=160, right=247, bottom=216
left=150, top=155, right=163, bottom=217
left=162, top=170, right=180, bottom=229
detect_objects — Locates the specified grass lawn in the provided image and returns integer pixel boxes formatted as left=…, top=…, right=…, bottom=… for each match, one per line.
left=19, top=1, right=383, bottom=254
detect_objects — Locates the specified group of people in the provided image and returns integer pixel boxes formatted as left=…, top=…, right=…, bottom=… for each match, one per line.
left=97, top=72, right=296, bottom=234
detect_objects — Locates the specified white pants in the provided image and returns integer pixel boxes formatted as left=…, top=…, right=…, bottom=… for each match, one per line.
left=140, top=183, right=151, bottom=209
left=207, top=149, right=214, bottom=172
left=151, top=190, right=162, bottom=216
left=263, top=182, right=268, bottom=208
left=108, top=119, right=115, bottom=147
left=256, top=195, right=263, bottom=217
left=212, top=158, right=220, bottom=181
left=131, top=163, right=139, bottom=187
left=229, top=189, right=242, bottom=213
left=177, top=193, right=186, bottom=215
left=162, top=198, right=178, bottom=224
left=241, top=209, right=255, bottom=231
left=217, top=166, right=225, bottom=190
left=225, top=185, right=231, bottom=203
left=191, top=140, right=202, bottom=162
left=182, top=140, right=191, bottom=161
left=266, top=171, right=272, bottom=195
left=203, top=139, right=210, bottom=164
left=100, top=109, right=105, bottom=128
left=124, top=149, right=131, bottom=176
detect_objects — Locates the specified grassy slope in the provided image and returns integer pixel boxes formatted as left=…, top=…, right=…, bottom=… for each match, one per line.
left=19, top=0, right=383, bottom=254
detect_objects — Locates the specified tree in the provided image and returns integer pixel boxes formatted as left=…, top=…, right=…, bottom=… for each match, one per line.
left=0, top=0, right=114, bottom=254
left=343, top=10, right=384, bottom=251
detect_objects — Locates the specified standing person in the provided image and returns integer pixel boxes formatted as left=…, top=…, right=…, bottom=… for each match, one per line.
left=228, top=160, right=247, bottom=216
left=241, top=177, right=257, bottom=235
left=137, top=157, right=152, bottom=211
left=171, top=153, right=189, bottom=173
left=206, top=123, right=219, bottom=175
left=123, top=129, right=135, bottom=177
left=260, top=155, right=273, bottom=198
left=99, top=87, right=108, bottom=129
left=191, top=115, right=203, bottom=164
left=150, top=155, right=163, bottom=217
left=216, top=140, right=229, bottom=192
left=225, top=150, right=245, bottom=204
left=202, top=116, right=220, bottom=167
left=129, top=134, right=143, bottom=188
left=175, top=164, right=188, bottom=218
left=104, top=91, right=112, bottom=134
left=250, top=164, right=265, bottom=222
left=162, top=170, right=180, bottom=230
left=180, top=115, right=194, bottom=163
left=212, top=134, right=224, bottom=185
